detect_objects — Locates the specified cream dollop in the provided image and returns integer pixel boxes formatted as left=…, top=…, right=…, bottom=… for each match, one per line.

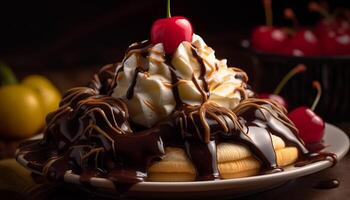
left=112, top=34, right=249, bottom=127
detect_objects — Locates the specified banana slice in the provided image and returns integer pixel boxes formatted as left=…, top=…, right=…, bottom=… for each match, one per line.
left=148, top=147, right=196, bottom=182
left=217, top=135, right=285, bottom=163
left=219, top=147, right=298, bottom=179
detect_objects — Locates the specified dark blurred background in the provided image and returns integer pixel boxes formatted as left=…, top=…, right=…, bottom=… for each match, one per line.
left=1, top=2, right=350, bottom=198
left=0, top=0, right=349, bottom=90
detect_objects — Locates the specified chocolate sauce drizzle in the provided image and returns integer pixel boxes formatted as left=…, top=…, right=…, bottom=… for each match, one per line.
left=125, top=67, right=140, bottom=99
left=126, top=66, right=146, bottom=99
left=156, top=98, right=336, bottom=180
left=191, top=47, right=210, bottom=102
left=89, top=64, right=118, bottom=95
left=17, top=40, right=336, bottom=195
left=116, top=40, right=151, bottom=76
left=168, top=62, right=185, bottom=108
left=17, top=84, right=164, bottom=193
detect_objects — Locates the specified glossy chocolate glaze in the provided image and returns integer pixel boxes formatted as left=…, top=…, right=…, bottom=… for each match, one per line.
left=306, top=142, right=327, bottom=153
left=18, top=83, right=164, bottom=192
left=17, top=40, right=336, bottom=194
left=315, top=179, right=340, bottom=189
left=89, top=63, right=118, bottom=95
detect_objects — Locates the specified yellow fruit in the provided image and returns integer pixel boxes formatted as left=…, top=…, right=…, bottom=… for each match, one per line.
left=22, top=75, right=61, bottom=117
left=0, top=85, right=45, bottom=139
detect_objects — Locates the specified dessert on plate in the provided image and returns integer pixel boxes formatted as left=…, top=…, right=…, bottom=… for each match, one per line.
left=16, top=1, right=335, bottom=191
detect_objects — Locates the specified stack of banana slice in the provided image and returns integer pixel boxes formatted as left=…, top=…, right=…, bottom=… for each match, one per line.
left=148, top=135, right=298, bottom=181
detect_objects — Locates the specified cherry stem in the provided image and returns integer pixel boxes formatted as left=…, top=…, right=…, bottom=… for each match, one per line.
left=263, top=0, right=273, bottom=26
left=0, top=62, right=18, bottom=86
left=167, top=0, right=171, bottom=18
left=311, top=81, right=322, bottom=111
left=273, top=64, right=306, bottom=95
left=309, top=2, right=331, bottom=18
left=284, top=8, right=299, bottom=29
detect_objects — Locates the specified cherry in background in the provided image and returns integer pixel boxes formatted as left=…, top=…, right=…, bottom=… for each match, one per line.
left=318, top=31, right=350, bottom=55
left=310, top=2, right=350, bottom=37
left=309, top=2, right=350, bottom=55
left=259, top=64, right=306, bottom=110
left=151, top=0, right=193, bottom=54
left=251, top=0, right=288, bottom=54
left=252, top=0, right=350, bottom=56
left=288, top=81, right=325, bottom=144
left=252, top=27, right=288, bottom=54
left=282, top=8, right=321, bottom=56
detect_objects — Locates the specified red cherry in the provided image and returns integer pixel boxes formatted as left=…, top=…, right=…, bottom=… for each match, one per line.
left=288, top=81, right=324, bottom=144
left=314, top=18, right=349, bottom=37
left=318, top=29, right=350, bottom=55
left=251, top=26, right=288, bottom=53
left=284, top=29, right=321, bottom=56
left=151, top=16, right=193, bottom=54
left=251, top=0, right=288, bottom=54
left=282, top=9, right=320, bottom=56
left=310, top=1, right=349, bottom=36
left=288, top=107, right=325, bottom=144
left=259, top=93, right=288, bottom=109
left=150, top=0, right=193, bottom=54
left=309, top=1, right=350, bottom=55
left=314, top=17, right=350, bottom=55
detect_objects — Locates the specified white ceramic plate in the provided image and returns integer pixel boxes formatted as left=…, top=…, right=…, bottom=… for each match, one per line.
left=17, top=123, right=349, bottom=199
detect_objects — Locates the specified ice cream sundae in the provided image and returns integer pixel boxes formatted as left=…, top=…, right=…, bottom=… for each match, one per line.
left=16, top=0, right=336, bottom=193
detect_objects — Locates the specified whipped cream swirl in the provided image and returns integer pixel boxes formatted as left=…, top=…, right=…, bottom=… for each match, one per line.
left=112, top=34, right=249, bottom=127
